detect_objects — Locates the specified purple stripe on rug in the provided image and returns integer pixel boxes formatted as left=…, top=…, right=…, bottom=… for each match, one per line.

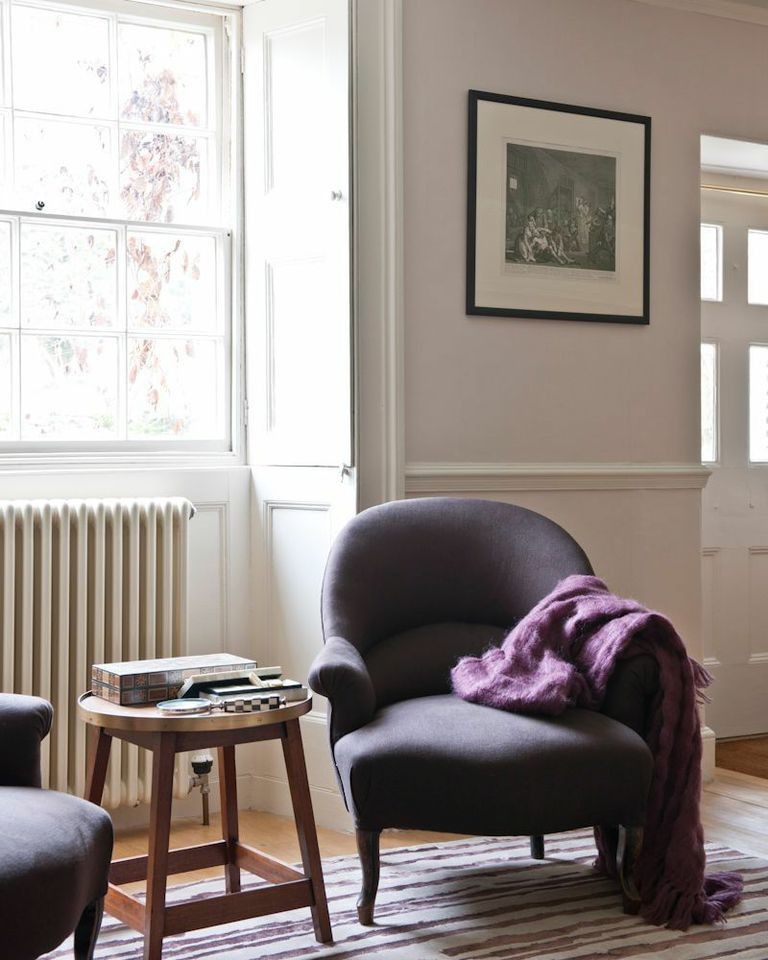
left=41, top=833, right=764, bottom=960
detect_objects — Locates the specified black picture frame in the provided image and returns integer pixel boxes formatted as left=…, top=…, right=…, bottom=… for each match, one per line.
left=466, top=90, right=651, bottom=324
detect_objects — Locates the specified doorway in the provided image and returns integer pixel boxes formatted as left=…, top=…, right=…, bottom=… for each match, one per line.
left=700, top=134, right=768, bottom=777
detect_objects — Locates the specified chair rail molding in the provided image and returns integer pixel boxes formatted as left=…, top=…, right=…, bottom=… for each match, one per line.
left=629, top=0, right=768, bottom=27
left=353, top=0, right=405, bottom=507
left=405, top=462, right=712, bottom=494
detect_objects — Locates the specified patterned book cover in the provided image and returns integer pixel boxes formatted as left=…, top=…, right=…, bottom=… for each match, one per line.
left=91, top=653, right=258, bottom=706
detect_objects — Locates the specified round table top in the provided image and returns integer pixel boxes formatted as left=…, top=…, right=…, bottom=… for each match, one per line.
left=77, top=691, right=313, bottom=733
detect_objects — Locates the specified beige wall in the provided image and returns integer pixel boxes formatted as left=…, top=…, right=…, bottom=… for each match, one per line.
left=402, top=0, right=768, bottom=465
left=397, top=0, right=768, bottom=665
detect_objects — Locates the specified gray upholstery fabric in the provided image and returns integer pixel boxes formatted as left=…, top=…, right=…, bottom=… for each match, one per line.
left=334, top=695, right=654, bottom=834
left=311, top=498, right=659, bottom=837
left=0, top=788, right=113, bottom=960
left=365, top=622, right=509, bottom=708
left=321, top=498, right=593, bottom=656
left=0, top=693, right=53, bottom=787
left=0, top=695, right=114, bottom=960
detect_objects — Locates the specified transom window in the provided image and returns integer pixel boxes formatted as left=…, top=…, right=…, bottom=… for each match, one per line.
left=0, top=0, right=233, bottom=449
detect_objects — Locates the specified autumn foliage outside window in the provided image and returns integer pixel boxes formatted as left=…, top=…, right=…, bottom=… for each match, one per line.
left=0, top=0, right=230, bottom=446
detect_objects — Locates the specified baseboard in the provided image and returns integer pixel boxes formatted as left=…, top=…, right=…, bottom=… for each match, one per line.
left=109, top=772, right=255, bottom=832
left=249, top=773, right=353, bottom=833
left=702, top=725, right=716, bottom=783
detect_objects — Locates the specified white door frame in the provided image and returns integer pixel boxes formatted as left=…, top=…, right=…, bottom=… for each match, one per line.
left=353, top=0, right=405, bottom=507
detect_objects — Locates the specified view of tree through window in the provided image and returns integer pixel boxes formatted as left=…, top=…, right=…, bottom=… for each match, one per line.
left=0, top=0, right=229, bottom=446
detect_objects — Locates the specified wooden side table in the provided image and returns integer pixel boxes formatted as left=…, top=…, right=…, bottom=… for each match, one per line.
left=78, top=693, right=332, bottom=960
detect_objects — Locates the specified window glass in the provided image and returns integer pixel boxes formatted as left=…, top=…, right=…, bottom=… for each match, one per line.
left=701, top=223, right=722, bottom=302
left=119, top=23, right=208, bottom=127
left=749, top=344, right=768, bottom=462
left=0, top=0, right=229, bottom=449
left=748, top=229, right=768, bottom=306
left=701, top=342, right=717, bottom=463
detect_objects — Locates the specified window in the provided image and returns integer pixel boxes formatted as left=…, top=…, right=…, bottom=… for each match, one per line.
left=748, top=229, right=768, bottom=306
left=700, top=223, right=722, bottom=302
left=0, top=0, right=234, bottom=449
left=749, top=344, right=768, bottom=462
left=701, top=342, right=717, bottom=463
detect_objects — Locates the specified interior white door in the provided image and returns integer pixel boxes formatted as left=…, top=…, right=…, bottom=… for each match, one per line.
left=243, top=0, right=355, bottom=825
left=702, top=185, right=768, bottom=738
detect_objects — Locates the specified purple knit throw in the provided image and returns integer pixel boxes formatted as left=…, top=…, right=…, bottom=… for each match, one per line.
left=450, top=574, right=743, bottom=930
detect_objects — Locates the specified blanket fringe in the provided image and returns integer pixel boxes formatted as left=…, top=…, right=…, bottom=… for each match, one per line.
left=641, top=871, right=743, bottom=929
left=690, top=658, right=714, bottom=704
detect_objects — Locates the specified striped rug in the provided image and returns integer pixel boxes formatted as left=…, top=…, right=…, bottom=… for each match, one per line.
left=45, top=832, right=767, bottom=959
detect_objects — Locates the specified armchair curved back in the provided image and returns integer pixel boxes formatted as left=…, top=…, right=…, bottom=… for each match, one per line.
left=321, top=498, right=593, bottom=708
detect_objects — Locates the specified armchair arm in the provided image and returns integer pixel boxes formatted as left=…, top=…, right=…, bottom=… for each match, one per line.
left=0, top=693, right=53, bottom=787
left=600, top=654, right=659, bottom=739
left=308, top=637, right=376, bottom=744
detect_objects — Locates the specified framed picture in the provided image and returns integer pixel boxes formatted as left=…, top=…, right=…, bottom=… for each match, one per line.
left=466, top=90, right=651, bottom=324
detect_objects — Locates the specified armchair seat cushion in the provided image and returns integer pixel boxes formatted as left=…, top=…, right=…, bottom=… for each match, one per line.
left=334, top=694, right=653, bottom=836
left=0, top=787, right=113, bottom=960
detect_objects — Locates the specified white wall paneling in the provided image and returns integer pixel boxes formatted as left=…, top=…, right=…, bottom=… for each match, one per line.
left=248, top=467, right=352, bottom=830
left=748, top=548, right=768, bottom=665
left=0, top=465, right=253, bottom=827
left=243, top=0, right=355, bottom=830
left=404, top=465, right=708, bottom=663
left=701, top=547, right=720, bottom=668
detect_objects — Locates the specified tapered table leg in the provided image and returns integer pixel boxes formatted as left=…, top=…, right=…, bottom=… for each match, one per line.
left=144, top=733, right=176, bottom=960
left=281, top=719, right=332, bottom=944
left=85, top=726, right=112, bottom=806
left=218, top=745, right=241, bottom=893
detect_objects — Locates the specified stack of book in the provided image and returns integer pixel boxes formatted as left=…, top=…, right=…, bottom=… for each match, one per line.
left=91, top=655, right=309, bottom=713
left=199, top=667, right=309, bottom=713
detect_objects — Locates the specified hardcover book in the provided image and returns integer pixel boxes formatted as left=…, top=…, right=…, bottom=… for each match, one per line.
left=92, top=653, right=259, bottom=705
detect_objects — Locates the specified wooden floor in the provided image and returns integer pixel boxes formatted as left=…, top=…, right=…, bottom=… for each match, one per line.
left=717, top=736, right=768, bottom=780
left=112, top=767, right=768, bottom=894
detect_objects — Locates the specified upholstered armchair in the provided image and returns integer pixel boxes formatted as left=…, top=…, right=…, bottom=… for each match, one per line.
left=0, top=694, right=113, bottom=960
left=309, top=497, right=659, bottom=924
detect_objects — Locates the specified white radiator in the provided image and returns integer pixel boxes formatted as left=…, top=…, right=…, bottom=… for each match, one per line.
left=0, top=496, right=194, bottom=807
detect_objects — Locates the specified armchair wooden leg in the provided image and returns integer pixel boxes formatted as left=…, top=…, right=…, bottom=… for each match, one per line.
left=356, top=829, right=381, bottom=925
left=530, top=835, right=545, bottom=860
left=617, top=825, right=643, bottom=915
left=73, top=898, right=104, bottom=960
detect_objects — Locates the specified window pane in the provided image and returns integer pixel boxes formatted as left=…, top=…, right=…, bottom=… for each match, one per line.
left=12, top=5, right=111, bottom=118
left=15, top=118, right=114, bottom=216
left=0, top=335, right=12, bottom=437
left=120, top=129, right=207, bottom=223
left=701, top=343, right=717, bottom=463
left=750, top=345, right=768, bottom=462
left=21, top=335, right=118, bottom=439
left=0, top=113, right=10, bottom=201
left=21, top=224, right=118, bottom=329
left=0, top=221, right=11, bottom=324
left=701, top=224, right=722, bottom=302
left=119, top=24, right=207, bottom=127
left=127, top=336, right=221, bottom=438
left=749, top=230, right=768, bottom=306
left=127, top=232, right=217, bottom=332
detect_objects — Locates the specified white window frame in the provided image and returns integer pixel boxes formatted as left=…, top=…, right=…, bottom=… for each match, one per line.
left=700, top=222, right=723, bottom=303
left=701, top=339, right=719, bottom=466
left=0, top=0, right=243, bottom=469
